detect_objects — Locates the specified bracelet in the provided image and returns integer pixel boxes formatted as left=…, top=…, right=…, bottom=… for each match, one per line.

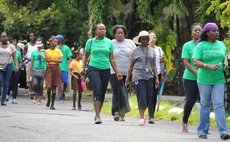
left=204, top=64, right=207, bottom=68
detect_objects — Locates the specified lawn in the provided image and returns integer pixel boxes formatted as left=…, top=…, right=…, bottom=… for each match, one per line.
left=101, top=95, right=230, bottom=127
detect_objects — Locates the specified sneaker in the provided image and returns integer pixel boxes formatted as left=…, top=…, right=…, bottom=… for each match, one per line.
left=58, top=94, right=65, bottom=101
left=1, top=101, right=7, bottom=106
left=6, top=95, right=9, bottom=102
left=114, top=112, right=120, bottom=121
left=12, top=99, right=17, bottom=104
left=148, top=118, right=155, bottom=124
left=50, top=106, right=55, bottom=110
left=139, top=119, right=146, bottom=126
left=95, top=117, right=102, bottom=124
left=220, top=134, right=230, bottom=140
left=198, top=134, right=207, bottom=139
left=72, top=106, right=76, bottom=110
left=120, top=115, right=125, bottom=121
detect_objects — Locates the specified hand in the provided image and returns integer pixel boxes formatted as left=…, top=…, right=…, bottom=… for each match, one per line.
left=155, top=78, right=159, bottom=88
left=116, top=72, right=123, bottom=80
left=209, top=64, right=219, bottom=71
left=73, top=74, right=79, bottom=79
left=125, top=77, right=130, bottom=86
left=15, top=66, right=19, bottom=72
left=81, top=68, right=86, bottom=75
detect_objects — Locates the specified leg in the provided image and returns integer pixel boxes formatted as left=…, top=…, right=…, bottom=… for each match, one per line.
left=110, top=74, right=121, bottom=120
left=211, top=84, right=229, bottom=136
left=78, top=90, right=82, bottom=110
left=197, top=83, right=211, bottom=136
left=182, top=79, right=199, bottom=132
left=148, top=78, right=156, bottom=120
left=46, top=87, right=51, bottom=107
left=72, top=90, right=77, bottom=110
left=50, top=87, right=56, bottom=110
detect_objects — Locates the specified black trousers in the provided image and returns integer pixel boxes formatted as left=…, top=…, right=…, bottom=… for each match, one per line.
left=182, top=79, right=200, bottom=124
left=110, top=74, right=130, bottom=116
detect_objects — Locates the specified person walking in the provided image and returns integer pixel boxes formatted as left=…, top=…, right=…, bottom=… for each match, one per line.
left=193, top=22, right=230, bottom=140
left=126, top=30, right=159, bottom=126
left=110, top=25, right=135, bottom=121
left=44, top=36, right=63, bottom=110
left=147, top=31, right=164, bottom=124
left=181, top=23, right=202, bottom=132
left=82, top=23, right=122, bottom=124
left=69, top=50, right=83, bottom=110
left=0, top=32, right=19, bottom=106
left=8, top=41, right=22, bottom=104
left=24, top=33, right=37, bottom=99
left=56, top=34, right=72, bottom=101
left=29, top=38, right=46, bottom=105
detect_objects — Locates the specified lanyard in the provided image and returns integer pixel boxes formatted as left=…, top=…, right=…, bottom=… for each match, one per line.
left=141, top=47, right=148, bottom=65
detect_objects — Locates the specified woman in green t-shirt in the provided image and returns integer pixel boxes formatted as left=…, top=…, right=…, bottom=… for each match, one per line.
left=181, top=23, right=202, bottom=132
left=193, top=23, right=230, bottom=140
left=82, top=23, right=122, bottom=124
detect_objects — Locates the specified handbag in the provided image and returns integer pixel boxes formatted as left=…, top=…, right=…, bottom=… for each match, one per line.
left=85, top=77, right=92, bottom=90
left=0, top=64, right=7, bottom=71
left=33, top=69, right=44, bottom=78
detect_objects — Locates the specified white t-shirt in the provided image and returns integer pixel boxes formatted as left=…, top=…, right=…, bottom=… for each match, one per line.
left=110, top=39, right=136, bottom=75
left=25, top=43, right=37, bottom=59
left=152, top=46, right=164, bottom=74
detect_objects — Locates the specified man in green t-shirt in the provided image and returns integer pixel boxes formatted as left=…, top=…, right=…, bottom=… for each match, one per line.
left=56, top=35, right=73, bottom=101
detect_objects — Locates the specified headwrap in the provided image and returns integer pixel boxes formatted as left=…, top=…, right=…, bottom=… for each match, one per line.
left=203, top=22, right=218, bottom=32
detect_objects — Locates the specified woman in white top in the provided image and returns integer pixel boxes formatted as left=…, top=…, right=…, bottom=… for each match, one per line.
left=110, top=25, right=136, bottom=121
left=147, top=31, right=164, bottom=124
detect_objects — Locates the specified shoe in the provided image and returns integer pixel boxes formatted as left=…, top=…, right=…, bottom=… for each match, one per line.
left=148, top=118, right=155, bottom=124
left=120, top=115, right=125, bottom=121
left=181, top=123, right=188, bottom=132
left=6, top=95, right=9, bottom=102
left=50, top=106, right=55, bottom=110
left=12, top=99, right=17, bottom=104
left=139, top=119, right=146, bottom=126
left=114, top=112, right=120, bottom=121
left=95, top=117, right=102, bottom=124
left=78, top=103, right=82, bottom=110
left=46, top=100, right=50, bottom=107
left=36, top=101, right=41, bottom=105
left=1, top=101, right=7, bottom=106
left=72, top=106, right=76, bottom=110
left=220, top=134, right=230, bottom=140
left=198, top=134, right=207, bottom=139
left=58, top=94, right=65, bottom=101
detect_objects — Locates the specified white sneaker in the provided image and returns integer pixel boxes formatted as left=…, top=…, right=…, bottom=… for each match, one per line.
left=12, top=99, right=17, bottom=104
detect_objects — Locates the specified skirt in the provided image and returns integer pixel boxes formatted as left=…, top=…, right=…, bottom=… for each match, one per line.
left=45, top=64, right=62, bottom=87
left=71, top=72, right=81, bottom=91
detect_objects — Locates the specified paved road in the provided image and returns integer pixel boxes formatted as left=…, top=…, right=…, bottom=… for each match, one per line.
left=0, top=97, right=223, bottom=142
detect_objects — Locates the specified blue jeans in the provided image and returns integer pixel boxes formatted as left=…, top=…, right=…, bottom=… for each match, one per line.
left=197, top=83, right=228, bottom=136
left=88, top=66, right=110, bottom=102
left=0, top=63, right=13, bottom=103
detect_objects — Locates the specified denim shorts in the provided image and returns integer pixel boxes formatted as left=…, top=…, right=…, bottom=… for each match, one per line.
left=61, top=71, right=68, bottom=84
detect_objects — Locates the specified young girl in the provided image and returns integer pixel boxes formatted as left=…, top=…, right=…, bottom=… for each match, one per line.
left=44, top=36, right=63, bottom=110
left=69, top=50, right=83, bottom=110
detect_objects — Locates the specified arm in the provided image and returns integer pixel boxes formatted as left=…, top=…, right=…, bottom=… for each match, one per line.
left=193, top=59, right=219, bottom=71
left=13, top=52, right=19, bottom=72
left=70, top=68, right=79, bottom=79
left=183, top=58, right=197, bottom=75
left=24, top=45, right=28, bottom=56
left=81, top=52, right=89, bottom=74
left=125, top=61, right=134, bottom=86
left=152, top=62, right=159, bottom=88
left=109, top=52, right=122, bottom=80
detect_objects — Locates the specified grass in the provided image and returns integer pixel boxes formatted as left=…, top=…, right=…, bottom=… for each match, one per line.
left=101, top=95, right=230, bottom=127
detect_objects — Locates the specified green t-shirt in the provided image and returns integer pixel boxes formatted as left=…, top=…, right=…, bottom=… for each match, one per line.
left=181, top=40, right=198, bottom=80
left=12, top=50, right=22, bottom=71
left=85, top=37, right=114, bottom=70
left=30, top=50, right=47, bottom=70
left=192, top=40, right=226, bottom=85
left=57, top=44, right=72, bottom=72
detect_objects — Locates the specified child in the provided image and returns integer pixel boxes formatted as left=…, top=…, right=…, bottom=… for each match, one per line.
left=69, top=50, right=83, bottom=110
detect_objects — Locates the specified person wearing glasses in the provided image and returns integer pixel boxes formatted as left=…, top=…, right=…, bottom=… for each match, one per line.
left=193, top=22, right=230, bottom=140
